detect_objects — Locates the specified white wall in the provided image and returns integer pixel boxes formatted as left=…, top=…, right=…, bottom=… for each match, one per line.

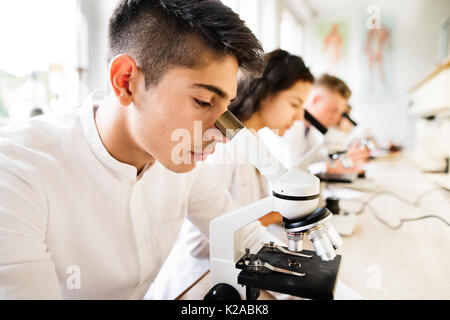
left=257, top=0, right=283, bottom=52
left=303, top=0, right=450, bottom=147
left=80, top=0, right=118, bottom=96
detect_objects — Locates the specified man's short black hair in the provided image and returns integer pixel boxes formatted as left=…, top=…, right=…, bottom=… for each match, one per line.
left=108, top=0, right=264, bottom=88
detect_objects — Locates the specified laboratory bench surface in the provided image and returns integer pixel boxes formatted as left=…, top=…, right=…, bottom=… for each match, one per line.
left=177, top=154, right=450, bottom=300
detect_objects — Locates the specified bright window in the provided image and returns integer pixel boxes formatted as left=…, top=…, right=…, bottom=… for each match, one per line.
left=221, top=0, right=238, bottom=12
left=222, top=0, right=259, bottom=38
left=0, top=0, right=85, bottom=121
left=280, top=8, right=305, bottom=56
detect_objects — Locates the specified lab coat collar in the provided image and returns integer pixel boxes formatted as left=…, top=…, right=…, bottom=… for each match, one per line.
left=79, top=91, right=151, bottom=183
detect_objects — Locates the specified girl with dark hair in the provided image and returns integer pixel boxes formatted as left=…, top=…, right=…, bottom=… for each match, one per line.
left=230, top=49, right=314, bottom=137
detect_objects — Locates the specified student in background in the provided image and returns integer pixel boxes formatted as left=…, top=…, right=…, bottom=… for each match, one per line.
left=282, top=74, right=371, bottom=175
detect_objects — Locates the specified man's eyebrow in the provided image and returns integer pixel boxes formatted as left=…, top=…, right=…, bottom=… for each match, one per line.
left=192, top=83, right=228, bottom=99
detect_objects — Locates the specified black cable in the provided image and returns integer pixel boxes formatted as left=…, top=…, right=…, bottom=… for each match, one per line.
left=365, top=204, right=450, bottom=230
left=347, top=188, right=450, bottom=230
left=353, top=188, right=448, bottom=215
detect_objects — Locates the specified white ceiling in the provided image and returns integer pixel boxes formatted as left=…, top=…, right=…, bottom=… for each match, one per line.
left=302, top=0, right=362, bottom=15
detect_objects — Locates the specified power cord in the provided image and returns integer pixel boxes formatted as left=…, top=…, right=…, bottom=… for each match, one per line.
left=364, top=204, right=450, bottom=230
left=348, top=188, right=450, bottom=230
left=353, top=188, right=448, bottom=215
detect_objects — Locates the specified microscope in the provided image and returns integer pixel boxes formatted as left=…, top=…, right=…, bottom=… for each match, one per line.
left=342, top=112, right=376, bottom=154
left=205, top=111, right=342, bottom=300
left=300, top=110, right=359, bottom=183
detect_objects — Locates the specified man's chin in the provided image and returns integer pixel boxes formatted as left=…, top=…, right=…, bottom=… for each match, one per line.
left=163, top=161, right=197, bottom=174
left=161, top=152, right=211, bottom=173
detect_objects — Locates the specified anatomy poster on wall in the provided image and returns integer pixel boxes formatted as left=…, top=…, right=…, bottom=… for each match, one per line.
left=360, top=14, right=395, bottom=98
left=316, top=21, right=350, bottom=81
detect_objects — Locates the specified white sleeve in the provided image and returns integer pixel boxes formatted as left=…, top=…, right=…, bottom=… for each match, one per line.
left=186, top=161, right=238, bottom=237
left=307, top=144, right=328, bottom=174
left=308, top=128, right=329, bottom=163
left=0, top=156, right=62, bottom=299
left=187, top=162, right=286, bottom=251
left=281, top=123, right=307, bottom=168
left=281, top=123, right=329, bottom=169
left=238, top=221, right=286, bottom=254
left=204, top=142, right=236, bottom=195
left=308, top=161, right=327, bottom=175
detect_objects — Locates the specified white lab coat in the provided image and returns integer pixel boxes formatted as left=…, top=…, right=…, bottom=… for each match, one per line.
left=146, top=133, right=284, bottom=300
left=275, top=121, right=362, bottom=169
left=0, top=93, right=267, bottom=299
left=259, top=121, right=328, bottom=173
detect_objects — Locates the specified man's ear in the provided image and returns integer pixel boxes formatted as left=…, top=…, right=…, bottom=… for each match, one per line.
left=109, top=54, right=140, bottom=107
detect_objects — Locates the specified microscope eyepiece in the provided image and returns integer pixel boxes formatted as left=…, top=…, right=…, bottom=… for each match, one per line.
left=214, top=110, right=244, bottom=141
left=304, top=110, right=328, bottom=135
left=342, top=112, right=358, bottom=127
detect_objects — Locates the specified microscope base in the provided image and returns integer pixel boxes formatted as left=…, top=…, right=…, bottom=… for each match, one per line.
left=236, top=247, right=341, bottom=300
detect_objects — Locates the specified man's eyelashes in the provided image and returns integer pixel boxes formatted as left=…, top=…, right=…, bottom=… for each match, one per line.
left=194, top=98, right=212, bottom=108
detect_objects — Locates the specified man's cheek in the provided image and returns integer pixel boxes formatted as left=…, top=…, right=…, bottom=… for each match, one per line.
left=169, top=125, right=195, bottom=165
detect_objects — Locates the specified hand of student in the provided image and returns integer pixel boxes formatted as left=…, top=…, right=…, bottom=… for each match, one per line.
left=259, top=211, right=283, bottom=227
left=326, top=158, right=364, bottom=175
left=347, top=141, right=371, bottom=164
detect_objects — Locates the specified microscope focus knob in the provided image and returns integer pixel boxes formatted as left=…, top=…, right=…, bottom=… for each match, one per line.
left=204, top=283, right=241, bottom=301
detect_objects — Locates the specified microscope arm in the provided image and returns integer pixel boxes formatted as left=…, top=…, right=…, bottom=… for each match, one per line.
left=210, top=197, right=276, bottom=263
left=209, top=196, right=278, bottom=298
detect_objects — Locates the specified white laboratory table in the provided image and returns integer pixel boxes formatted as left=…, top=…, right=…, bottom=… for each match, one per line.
left=178, top=153, right=450, bottom=300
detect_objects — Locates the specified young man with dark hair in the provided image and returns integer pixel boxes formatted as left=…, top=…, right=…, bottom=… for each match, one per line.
left=0, top=0, right=277, bottom=299
left=104, top=0, right=264, bottom=174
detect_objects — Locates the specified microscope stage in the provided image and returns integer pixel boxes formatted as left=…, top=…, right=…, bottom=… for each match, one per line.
left=316, top=172, right=357, bottom=183
left=236, top=247, right=341, bottom=300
